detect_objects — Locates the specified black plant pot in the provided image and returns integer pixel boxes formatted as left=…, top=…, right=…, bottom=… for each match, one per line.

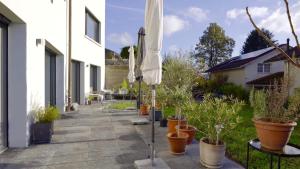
left=160, top=118, right=167, bottom=127
left=31, top=122, right=53, bottom=144
left=149, top=110, right=162, bottom=121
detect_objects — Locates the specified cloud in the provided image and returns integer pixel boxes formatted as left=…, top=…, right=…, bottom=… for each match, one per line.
left=164, top=15, right=189, bottom=36
left=259, top=2, right=300, bottom=34
left=227, top=7, right=269, bottom=19
left=108, top=32, right=133, bottom=46
left=184, top=7, right=208, bottom=22
left=107, top=3, right=143, bottom=13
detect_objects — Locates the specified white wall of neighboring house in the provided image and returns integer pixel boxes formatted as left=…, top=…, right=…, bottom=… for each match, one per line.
left=285, top=62, right=300, bottom=95
left=244, top=48, right=286, bottom=85
left=71, top=0, right=105, bottom=104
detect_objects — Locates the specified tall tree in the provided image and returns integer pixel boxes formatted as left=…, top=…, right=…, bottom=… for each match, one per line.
left=195, top=23, right=235, bottom=69
left=120, top=46, right=137, bottom=59
left=241, top=29, right=276, bottom=54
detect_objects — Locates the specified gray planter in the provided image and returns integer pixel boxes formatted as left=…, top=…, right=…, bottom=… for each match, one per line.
left=31, top=122, right=53, bottom=144
left=149, top=110, right=162, bottom=121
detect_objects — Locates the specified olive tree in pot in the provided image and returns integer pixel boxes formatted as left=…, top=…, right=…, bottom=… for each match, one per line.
left=162, top=57, right=197, bottom=133
left=189, top=95, right=243, bottom=168
left=156, top=86, right=168, bottom=126
left=166, top=85, right=192, bottom=155
left=250, top=80, right=300, bottom=150
left=31, top=106, right=61, bottom=144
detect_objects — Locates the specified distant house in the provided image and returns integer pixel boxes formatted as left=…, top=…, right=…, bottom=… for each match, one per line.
left=206, top=44, right=288, bottom=88
left=264, top=46, right=300, bottom=94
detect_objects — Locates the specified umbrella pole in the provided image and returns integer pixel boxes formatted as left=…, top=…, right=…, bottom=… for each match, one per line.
left=151, top=85, right=156, bottom=165
left=138, top=78, right=142, bottom=116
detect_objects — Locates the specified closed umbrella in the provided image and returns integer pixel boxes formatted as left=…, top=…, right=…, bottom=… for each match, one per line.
left=141, top=0, right=163, bottom=166
left=128, top=46, right=135, bottom=100
left=128, top=46, right=136, bottom=84
left=136, top=28, right=146, bottom=110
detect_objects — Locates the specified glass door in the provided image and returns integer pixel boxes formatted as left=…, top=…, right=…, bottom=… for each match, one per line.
left=72, top=61, right=80, bottom=103
left=45, top=50, right=56, bottom=106
left=0, top=17, right=8, bottom=152
left=90, top=65, right=97, bottom=92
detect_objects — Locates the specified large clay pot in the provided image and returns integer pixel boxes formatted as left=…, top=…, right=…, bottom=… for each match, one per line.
left=167, top=132, right=188, bottom=155
left=140, top=104, right=150, bottom=115
left=253, top=119, right=297, bottom=150
left=167, top=118, right=187, bottom=133
left=200, top=138, right=225, bottom=169
left=178, top=125, right=196, bottom=144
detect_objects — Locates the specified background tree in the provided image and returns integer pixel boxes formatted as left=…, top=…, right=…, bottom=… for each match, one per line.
left=195, top=23, right=235, bottom=69
left=241, top=29, right=276, bottom=54
left=120, top=46, right=137, bottom=59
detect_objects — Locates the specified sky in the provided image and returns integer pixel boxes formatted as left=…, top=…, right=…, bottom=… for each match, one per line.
left=105, top=0, right=300, bottom=57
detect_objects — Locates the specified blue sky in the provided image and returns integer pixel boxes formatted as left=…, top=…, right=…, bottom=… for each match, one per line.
left=105, top=0, right=300, bottom=57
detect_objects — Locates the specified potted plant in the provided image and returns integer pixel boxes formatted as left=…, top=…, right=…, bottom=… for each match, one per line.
left=250, top=81, right=300, bottom=150
left=166, top=85, right=191, bottom=154
left=87, top=95, right=93, bottom=105
left=179, top=101, right=197, bottom=145
left=31, top=106, right=61, bottom=144
left=189, top=95, right=243, bottom=168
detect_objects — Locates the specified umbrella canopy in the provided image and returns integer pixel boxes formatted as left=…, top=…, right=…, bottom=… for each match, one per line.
left=128, top=46, right=136, bottom=83
left=141, top=0, right=163, bottom=85
left=136, top=27, right=146, bottom=79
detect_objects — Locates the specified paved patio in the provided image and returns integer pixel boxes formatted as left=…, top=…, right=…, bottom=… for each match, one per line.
left=0, top=101, right=244, bottom=169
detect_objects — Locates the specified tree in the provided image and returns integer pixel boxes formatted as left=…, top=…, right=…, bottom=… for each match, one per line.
left=195, top=23, right=235, bottom=69
left=241, top=29, right=276, bottom=54
left=120, top=46, right=137, bottom=59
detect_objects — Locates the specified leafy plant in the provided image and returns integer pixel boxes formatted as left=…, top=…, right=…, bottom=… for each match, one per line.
left=33, top=106, right=61, bottom=123
left=121, top=79, right=129, bottom=90
left=249, top=79, right=300, bottom=123
left=218, top=83, right=249, bottom=101
left=189, top=94, right=244, bottom=145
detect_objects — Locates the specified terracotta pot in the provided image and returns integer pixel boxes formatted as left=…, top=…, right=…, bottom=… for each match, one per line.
left=200, top=138, right=225, bottom=169
left=167, top=132, right=188, bottom=155
left=178, top=125, right=196, bottom=144
left=140, top=104, right=150, bottom=115
left=167, top=118, right=187, bottom=133
left=253, top=119, right=297, bottom=150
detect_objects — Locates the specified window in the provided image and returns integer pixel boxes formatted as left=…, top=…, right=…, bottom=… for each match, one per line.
left=257, top=63, right=263, bottom=73
left=264, top=63, right=271, bottom=73
left=85, top=9, right=100, bottom=43
left=257, top=63, right=271, bottom=73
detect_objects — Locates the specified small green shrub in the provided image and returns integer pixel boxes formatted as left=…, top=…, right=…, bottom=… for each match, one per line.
left=121, top=79, right=129, bottom=90
left=218, top=83, right=249, bottom=101
left=34, top=106, right=61, bottom=123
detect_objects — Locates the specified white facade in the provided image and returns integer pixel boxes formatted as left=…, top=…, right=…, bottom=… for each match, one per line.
left=0, top=0, right=105, bottom=148
left=70, top=0, right=105, bottom=104
left=244, top=49, right=285, bottom=83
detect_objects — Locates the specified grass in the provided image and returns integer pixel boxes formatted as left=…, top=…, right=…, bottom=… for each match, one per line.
left=108, top=101, right=135, bottom=110
left=196, top=105, right=300, bottom=169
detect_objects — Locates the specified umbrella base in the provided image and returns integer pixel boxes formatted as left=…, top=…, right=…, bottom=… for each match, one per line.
left=134, top=158, right=170, bottom=169
left=131, top=117, right=149, bottom=125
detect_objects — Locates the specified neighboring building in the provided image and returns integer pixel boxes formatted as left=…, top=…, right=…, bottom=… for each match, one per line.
left=265, top=46, right=300, bottom=95
left=71, top=0, right=105, bottom=105
left=105, top=48, right=121, bottom=60
left=206, top=44, right=288, bottom=88
left=0, top=0, right=105, bottom=150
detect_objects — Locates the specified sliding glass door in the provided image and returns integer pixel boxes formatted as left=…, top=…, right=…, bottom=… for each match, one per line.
left=90, top=65, right=97, bottom=92
left=45, top=50, right=56, bottom=106
left=72, top=61, right=80, bottom=103
left=0, top=17, right=8, bottom=152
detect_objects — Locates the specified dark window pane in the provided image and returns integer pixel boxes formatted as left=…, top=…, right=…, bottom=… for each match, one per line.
left=257, top=63, right=263, bottom=73
left=85, top=10, right=100, bottom=43
left=264, top=63, right=271, bottom=73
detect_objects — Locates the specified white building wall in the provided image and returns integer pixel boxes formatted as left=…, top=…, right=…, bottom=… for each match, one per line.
left=244, top=49, right=286, bottom=84
left=0, top=0, right=67, bottom=147
left=71, top=0, right=105, bottom=103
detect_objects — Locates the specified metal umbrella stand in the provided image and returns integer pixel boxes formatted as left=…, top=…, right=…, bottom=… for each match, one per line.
left=134, top=0, right=169, bottom=168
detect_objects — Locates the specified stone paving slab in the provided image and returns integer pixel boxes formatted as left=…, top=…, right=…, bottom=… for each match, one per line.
left=0, top=101, right=245, bottom=169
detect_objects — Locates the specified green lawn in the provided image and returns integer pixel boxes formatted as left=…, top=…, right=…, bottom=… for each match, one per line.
left=195, top=105, right=300, bottom=169
left=108, top=101, right=136, bottom=110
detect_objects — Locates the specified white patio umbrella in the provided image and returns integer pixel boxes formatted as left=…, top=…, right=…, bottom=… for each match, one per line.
left=140, top=0, right=164, bottom=167
left=128, top=46, right=136, bottom=84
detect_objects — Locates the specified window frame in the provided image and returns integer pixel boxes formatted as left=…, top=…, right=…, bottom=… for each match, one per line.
left=257, top=63, right=264, bottom=73
left=85, top=8, right=101, bottom=44
left=263, top=63, right=271, bottom=73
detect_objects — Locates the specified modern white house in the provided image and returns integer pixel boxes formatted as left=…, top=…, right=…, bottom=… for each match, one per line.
left=0, top=0, right=105, bottom=151
left=206, top=44, right=288, bottom=88
left=70, top=0, right=105, bottom=105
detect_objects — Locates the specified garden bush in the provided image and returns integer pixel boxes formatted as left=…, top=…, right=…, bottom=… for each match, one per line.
left=218, top=83, right=249, bottom=101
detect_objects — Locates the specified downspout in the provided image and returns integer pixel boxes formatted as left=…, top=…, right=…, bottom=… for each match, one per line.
left=67, top=0, right=72, bottom=111
left=287, top=38, right=290, bottom=97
